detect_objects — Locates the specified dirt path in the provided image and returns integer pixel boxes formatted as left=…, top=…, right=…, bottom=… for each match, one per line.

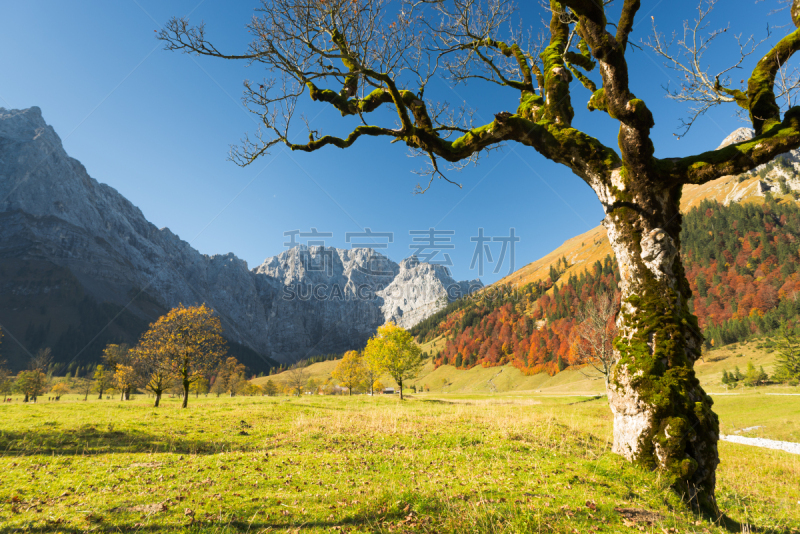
left=487, top=369, right=503, bottom=393
left=719, top=435, right=800, bottom=455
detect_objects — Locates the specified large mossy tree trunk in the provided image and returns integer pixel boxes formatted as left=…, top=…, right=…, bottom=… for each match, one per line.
left=600, top=176, right=719, bottom=510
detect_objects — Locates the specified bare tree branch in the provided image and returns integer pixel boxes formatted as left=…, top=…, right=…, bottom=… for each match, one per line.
left=644, top=0, right=773, bottom=137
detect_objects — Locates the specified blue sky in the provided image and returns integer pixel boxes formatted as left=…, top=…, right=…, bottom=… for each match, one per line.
left=0, top=1, right=785, bottom=284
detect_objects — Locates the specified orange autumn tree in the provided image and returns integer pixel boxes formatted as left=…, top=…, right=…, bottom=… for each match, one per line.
left=137, top=304, right=227, bottom=408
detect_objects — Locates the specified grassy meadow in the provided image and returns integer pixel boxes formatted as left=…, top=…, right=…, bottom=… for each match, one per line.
left=0, top=385, right=798, bottom=533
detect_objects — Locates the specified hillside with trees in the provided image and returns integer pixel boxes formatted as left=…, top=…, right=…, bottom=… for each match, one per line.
left=417, top=196, right=800, bottom=377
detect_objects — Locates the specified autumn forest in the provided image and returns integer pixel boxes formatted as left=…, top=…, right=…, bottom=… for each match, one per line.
left=413, top=196, right=800, bottom=376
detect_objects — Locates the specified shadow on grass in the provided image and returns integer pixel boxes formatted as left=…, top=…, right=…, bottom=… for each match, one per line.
left=713, top=512, right=790, bottom=534
left=567, top=395, right=604, bottom=405
left=0, top=508, right=417, bottom=534
left=0, top=426, right=244, bottom=456
left=694, top=510, right=795, bottom=534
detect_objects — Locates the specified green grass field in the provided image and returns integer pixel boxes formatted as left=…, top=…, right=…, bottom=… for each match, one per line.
left=2, top=336, right=798, bottom=532
left=0, top=389, right=798, bottom=533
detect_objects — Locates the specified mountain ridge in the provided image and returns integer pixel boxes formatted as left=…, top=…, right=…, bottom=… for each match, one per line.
left=0, top=106, right=480, bottom=371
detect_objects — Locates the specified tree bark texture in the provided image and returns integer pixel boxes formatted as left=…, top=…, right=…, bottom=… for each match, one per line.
left=597, top=174, right=718, bottom=509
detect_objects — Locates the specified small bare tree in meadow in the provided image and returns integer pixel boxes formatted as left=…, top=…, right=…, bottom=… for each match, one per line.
left=284, top=361, right=310, bottom=396
left=75, top=375, right=93, bottom=401
left=263, top=379, right=277, bottom=396
left=573, top=293, right=619, bottom=388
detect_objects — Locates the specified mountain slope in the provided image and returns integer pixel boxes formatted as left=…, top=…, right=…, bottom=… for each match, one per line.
left=0, top=107, right=479, bottom=371
left=497, top=128, right=800, bottom=290
left=421, top=196, right=800, bottom=376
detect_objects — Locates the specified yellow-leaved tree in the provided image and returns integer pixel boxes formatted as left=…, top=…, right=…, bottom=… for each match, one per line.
left=50, top=382, right=70, bottom=399
left=190, top=376, right=210, bottom=397
left=114, top=364, right=139, bottom=401
left=362, top=346, right=384, bottom=396
left=92, top=364, right=116, bottom=400
left=363, top=323, right=424, bottom=400
left=17, top=369, right=48, bottom=402
left=137, top=304, right=227, bottom=408
left=331, top=350, right=365, bottom=396
left=103, top=343, right=134, bottom=400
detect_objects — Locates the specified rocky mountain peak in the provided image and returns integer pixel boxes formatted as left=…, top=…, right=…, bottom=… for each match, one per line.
left=399, top=255, right=420, bottom=270
left=379, top=256, right=481, bottom=329
left=0, top=106, right=482, bottom=369
left=717, top=127, right=755, bottom=149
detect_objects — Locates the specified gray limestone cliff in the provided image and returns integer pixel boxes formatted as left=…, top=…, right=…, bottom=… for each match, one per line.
left=0, top=107, right=481, bottom=369
left=378, top=257, right=481, bottom=329
left=718, top=127, right=800, bottom=198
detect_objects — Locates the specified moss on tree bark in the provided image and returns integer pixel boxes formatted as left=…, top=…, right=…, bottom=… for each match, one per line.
left=600, top=178, right=718, bottom=509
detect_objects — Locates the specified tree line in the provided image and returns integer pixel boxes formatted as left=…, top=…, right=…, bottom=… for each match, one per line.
left=328, top=322, right=424, bottom=400
left=0, top=304, right=255, bottom=407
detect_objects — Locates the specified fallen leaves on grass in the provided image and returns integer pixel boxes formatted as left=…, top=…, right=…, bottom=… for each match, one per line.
left=614, top=507, right=664, bottom=526
left=129, top=462, right=163, bottom=468
left=123, top=502, right=168, bottom=514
